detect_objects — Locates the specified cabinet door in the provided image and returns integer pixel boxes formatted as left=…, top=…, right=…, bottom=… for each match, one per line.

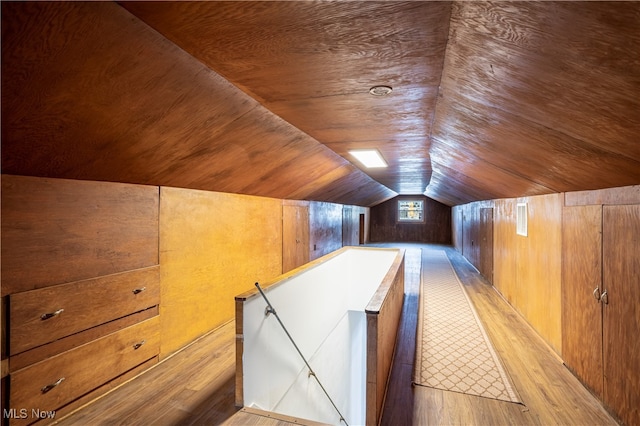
left=561, top=205, right=603, bottom=397
left=603, top=204, right=640, bottom=426
left=282, top=203, right=309, bottom=273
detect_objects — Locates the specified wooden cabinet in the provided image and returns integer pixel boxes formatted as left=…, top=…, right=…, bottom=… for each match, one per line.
left=562, top=205, right=604, bottom=396
left=282, top=201, right=309, bottom=273
left=601, top=205, right=640, bottom=426
left=10, top=317, right=159, bottom=425
left=1, top=175, right=161, bottom=425
left=562, top=202, right=639, bottom=426
left=10, top=267, right=160, bottom=355
left=6, top=270, right=161, bottom=425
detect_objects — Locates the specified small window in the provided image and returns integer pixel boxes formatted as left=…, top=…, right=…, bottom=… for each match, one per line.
left=517, top=202, right=528, bottom=236
left=398, top=200, right=424, bottom=223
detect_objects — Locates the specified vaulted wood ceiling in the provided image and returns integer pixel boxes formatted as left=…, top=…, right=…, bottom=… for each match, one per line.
left=2, top=2, right=639, bottom=207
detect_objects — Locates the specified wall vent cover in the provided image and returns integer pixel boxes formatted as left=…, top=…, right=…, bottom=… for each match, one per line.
left=516, top=202, right=528, bottom=236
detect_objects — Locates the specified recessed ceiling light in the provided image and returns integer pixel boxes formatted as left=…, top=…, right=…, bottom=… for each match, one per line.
left=369, top=85, right=393, bottom=96
left=349, top=149, right=388, bottom=168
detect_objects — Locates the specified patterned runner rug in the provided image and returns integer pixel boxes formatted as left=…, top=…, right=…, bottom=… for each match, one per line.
left=413, top=250, right=521, bottom=403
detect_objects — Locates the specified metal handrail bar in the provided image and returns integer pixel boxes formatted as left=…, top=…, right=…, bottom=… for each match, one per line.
left=254, top=282, right=349, bottom=426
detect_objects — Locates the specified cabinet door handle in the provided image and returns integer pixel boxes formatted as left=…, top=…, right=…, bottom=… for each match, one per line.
left=41, top=377, right=65, bottom=393
left=40, top=309, right=64, bottom=320
left=133, top=340, right=146, bottom=350
left=132, top=287, right=146, bottom=295
left=601, top=290, right=608, bottom=305
left=593, top=287, right=601, bottom=301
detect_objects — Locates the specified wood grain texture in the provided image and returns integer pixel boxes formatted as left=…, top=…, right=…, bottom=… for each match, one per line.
left=565, top=184, right=640, bottom=206
left=517, top=194, right=563, bottom=353
left=344, top=205, right=369, bottom=247
left=53, top=244, right=617, bottom=426
left=9, top=308, right=158, bottom=372
left=561, top=205, right=603, bottom=397
left=9, top=316, right=159, bottom=425
left=427, top=2, right=640, bottom=205
left=159, top=187, right=283, bottom=358
left=365, top=253, right=404, bottom=426
left=41, top=357, right=158, bottom=426
left=370, top=195, right=452, bottom=243
left=282, top=201, right=310, bottom=274
left=1, top=2, right=396, bottom=207
left=1, top=175, right=159, bottom=296
left=454, top=200, right=494, bottom=273
left=493, top=199, right=518, bottom=307
left=489, top=195, right=563, bottom=353
left=3, top=2, right=640, bottom=207
left=56, top=321, right=301, bottom=426
left=603, top=204, right=640, bottom=426
left=9, top=267, right=159, bottom=355
left=308, top=201, right=343, bottom=261
left=121, top=1, right=452, bottom=196
left=479, top=207, right=494, bottom=283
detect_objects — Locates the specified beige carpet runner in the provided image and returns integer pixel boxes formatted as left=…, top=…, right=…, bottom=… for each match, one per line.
left=413, top=250, right=521, bottom=403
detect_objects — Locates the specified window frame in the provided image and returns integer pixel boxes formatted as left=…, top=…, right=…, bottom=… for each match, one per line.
left=397, top=199, right=425, bottom=224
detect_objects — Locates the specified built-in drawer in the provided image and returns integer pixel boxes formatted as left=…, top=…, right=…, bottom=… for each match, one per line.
left=9, top=316, right=159, bottom=423
left=9, top=266, right=159, bottom=355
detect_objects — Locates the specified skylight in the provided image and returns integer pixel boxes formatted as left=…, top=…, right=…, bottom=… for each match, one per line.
left=349, top=149, right=388, bottom=168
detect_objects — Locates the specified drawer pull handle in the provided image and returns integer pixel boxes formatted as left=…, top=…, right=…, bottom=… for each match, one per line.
left=40, top=309, right=64, bottom=321
left=132, top=287, right=146, bottom=295
left=133, top=340, right=146, bottom=350
left=41, top=377, right=65, bottom=393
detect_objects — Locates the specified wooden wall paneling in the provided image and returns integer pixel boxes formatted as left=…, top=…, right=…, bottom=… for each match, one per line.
left=479, top=207, right=494, bottom=283
left=463, top=203, right=481, bottom=268
left=602, top=204, right=640, bottom=426
left=342, top=205, right=354, bottom=246
left=308, top=201, right=343, bottom=261
left=159, top=187, right=283, bottom=358
left=282, top=200, right=310, bottom=274
left=492, top=199, right=518, bottom=317
left=561, top=205, right=603, bottom=397
left=517, top=194, right=563, bottom=353
left=341, top=205, right=369, bottom=246
left=452, top=206, right=463, bottom=252
left=356, top=206, right=370, bottom=245
left=455, top=201, right=494, bottom=279
left=370, top=195, right=452, bottom=243
left=492, top=195, right=562, bottom=353
left=565, top=184, right=640, bottom=206
left=1, top=175, right=159, bottom=296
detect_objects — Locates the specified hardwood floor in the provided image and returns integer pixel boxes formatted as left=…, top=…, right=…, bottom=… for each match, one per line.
left=379, top=243, right=616, bottom=426
left=56, top=244, right=617, bottom=426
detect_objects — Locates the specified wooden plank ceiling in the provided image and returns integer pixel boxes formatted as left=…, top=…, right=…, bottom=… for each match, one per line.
left=2, top=2, right=639, bottom=207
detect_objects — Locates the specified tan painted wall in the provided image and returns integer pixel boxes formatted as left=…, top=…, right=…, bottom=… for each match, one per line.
left=159, top=187, right=283, bottom=358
